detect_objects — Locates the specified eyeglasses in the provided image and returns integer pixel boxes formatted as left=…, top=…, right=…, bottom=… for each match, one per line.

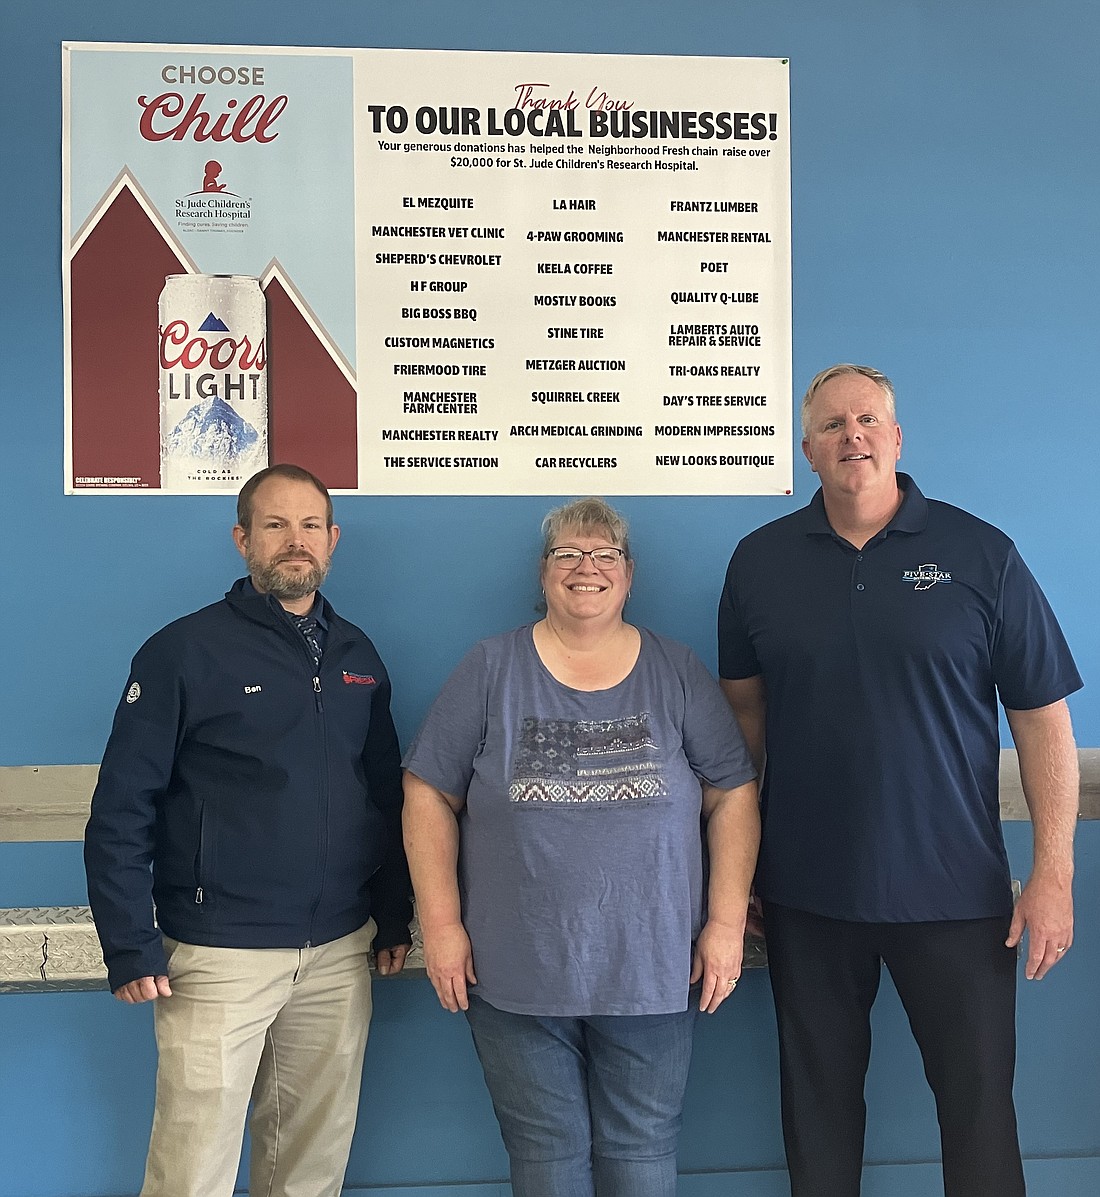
left=546, top=547, right=626, bottom=568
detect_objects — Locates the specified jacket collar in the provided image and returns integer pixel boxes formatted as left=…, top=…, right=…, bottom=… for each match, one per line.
left=227, top=576, right=333, bottom=632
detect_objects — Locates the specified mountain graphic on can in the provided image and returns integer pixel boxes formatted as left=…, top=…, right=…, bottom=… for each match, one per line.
left=159, top=274, right=268, bottom=491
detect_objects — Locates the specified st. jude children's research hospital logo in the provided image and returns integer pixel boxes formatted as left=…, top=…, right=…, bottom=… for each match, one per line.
left=901, top=564, right=952, bottom=591
left=175, top=160, right=253, bottom=227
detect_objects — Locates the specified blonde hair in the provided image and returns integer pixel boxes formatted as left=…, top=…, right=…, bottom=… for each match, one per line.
left=801, top=363, right=896, bottom=437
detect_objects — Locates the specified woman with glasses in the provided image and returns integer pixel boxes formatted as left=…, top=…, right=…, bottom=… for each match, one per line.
left=402, top=497, right=759, bottom=1197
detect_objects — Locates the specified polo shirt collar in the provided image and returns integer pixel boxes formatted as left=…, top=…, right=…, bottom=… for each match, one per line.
left=887, top=473, right=928, bottom=533
left=803, top=472, right=928, bottom=540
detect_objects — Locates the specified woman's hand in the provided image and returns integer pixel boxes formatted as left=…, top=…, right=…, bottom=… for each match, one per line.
left=696, top=779, right=760, bottom=1013
left=691, top=916, right=746, bottom=1013
left=403, top=772, right=473, bottom=1010
left=424, top=921, right=478, bottom=1012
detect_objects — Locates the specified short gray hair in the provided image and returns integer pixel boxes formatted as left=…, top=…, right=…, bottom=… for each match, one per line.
left=801, top=363, right=896, bottom=437
left=540, top=497, right=631, bottom=560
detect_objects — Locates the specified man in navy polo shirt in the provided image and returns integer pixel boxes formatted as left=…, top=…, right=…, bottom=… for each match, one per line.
left=718, top=364, right=1082, bottom=1197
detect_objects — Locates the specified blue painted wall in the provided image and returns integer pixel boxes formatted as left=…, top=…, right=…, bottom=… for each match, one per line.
left=1, top=1, right=1096, bottom=1193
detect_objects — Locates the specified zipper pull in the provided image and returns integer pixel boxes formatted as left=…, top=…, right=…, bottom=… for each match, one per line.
left=313, top=677, right=321, bottom=693
left=195, top=887, right=204, bottom=905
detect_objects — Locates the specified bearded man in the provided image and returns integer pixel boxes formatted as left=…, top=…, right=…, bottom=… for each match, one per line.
left=85, top=463, right=411, bottom=1197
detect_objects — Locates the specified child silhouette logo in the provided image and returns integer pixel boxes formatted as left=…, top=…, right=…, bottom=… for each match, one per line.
left=202, top=160, right=227, bottom=192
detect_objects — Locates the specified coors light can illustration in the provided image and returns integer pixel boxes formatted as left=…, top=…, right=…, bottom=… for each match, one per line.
left=159, top=274, right=268, bottom=491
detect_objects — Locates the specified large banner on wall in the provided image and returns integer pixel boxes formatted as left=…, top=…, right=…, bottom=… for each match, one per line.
left=63, top=43, right=791, bottom=496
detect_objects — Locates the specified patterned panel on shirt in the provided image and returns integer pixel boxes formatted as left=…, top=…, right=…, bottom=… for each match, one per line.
left=509, top=714, right=667, bottom=805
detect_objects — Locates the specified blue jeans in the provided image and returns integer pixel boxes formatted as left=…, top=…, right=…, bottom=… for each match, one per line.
left=465, top=995, right=698, bottom=1197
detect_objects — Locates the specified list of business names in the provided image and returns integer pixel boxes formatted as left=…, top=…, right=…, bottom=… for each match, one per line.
left=356, top=49, right=791, bottom=496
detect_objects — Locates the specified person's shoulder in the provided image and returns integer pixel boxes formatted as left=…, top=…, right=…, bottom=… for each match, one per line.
left=444, top=625, right=539, bottom=684
left=138, top=596, right=234, bottom=653
left=638, top=627, right=707, bottom=674
left=737, top=505, right=813, bottom=549
left=421, top=625, right=530, bottom=677
left=469, top=624, right=532, bottom=662
left=425, top=627, right=530, bottom=702
left=725, top=506, right=814, bottom=575
left=639, top=625, right=689, bottom=656
left=923, top=496, right=1015, bottom=552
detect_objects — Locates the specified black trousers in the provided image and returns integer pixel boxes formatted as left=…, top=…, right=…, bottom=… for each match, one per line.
left=764, top=902, right=1026, bottom=1197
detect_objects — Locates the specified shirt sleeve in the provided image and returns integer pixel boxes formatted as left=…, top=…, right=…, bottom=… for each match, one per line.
left=83, top=635, right=183, bottom=992
left=402, top=641, right=492, bottom=803
left=717, top=545, right=763, bottom=681
left=993, top=545, right=1083, bottom=711
left=678, top=645, right=757, bottom=789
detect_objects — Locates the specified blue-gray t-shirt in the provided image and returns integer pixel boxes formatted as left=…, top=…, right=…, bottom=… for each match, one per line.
left=403, top=625, right=755, bottom=1016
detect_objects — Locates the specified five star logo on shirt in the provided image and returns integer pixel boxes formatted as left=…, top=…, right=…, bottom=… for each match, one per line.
left=901, top=563, right=952, bottom=591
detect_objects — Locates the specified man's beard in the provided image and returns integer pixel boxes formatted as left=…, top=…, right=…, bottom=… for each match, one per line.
left=248, top=551, right=331, bottom=601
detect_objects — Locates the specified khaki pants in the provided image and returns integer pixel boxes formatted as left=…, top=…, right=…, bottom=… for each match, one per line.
left=141, top=920, right=376, bottom=1197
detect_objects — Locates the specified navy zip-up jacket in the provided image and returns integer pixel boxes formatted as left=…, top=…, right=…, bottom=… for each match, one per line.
left=85, top=579, right=412, bottom=993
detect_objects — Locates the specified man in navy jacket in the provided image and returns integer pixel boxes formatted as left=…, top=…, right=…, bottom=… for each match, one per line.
left=85, top=463, right=412, bottom=1197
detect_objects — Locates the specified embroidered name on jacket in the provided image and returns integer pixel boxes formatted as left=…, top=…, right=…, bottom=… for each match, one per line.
left=901, top=563, right=952, bottom=591
left=342, top=671, right=376, bottom=685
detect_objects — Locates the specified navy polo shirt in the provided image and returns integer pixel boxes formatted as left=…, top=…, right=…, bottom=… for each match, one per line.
left=719, top=474, right=1082, bottom=923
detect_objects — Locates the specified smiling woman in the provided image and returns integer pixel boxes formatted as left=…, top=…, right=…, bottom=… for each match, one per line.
left=535, top=499, right=637, bottom=689
left=401, top=496, right=761, bottom=1197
